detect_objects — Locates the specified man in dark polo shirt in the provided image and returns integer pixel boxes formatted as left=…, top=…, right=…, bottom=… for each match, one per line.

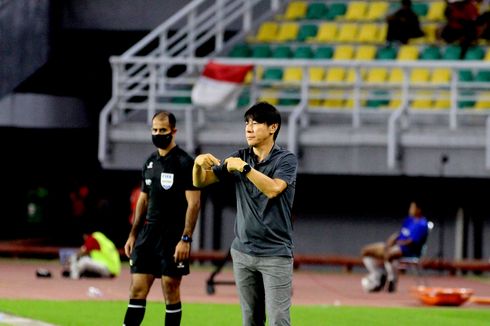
left=122, top=111, right=201, bottom=326
left=193, top=102, right=298, bottom=326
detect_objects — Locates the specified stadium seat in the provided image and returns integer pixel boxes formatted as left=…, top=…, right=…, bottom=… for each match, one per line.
left=475, top=70, right=490, bottom=82
left=325, top=67, right=347, bottom=83
left=262, top=68, right=283, bottom=81
left=376, top=23, right=388, bottom=44
left=365, top=67, right=388, bottom=83
left=484, top=48, right=490, bottom=61
left=357, top=23, right=380, bottom=44
left=297, top=24, right=318, bottom=42
left=325, top=2, right=347, bottom=20
left=271, top=45, right=292, bottom=59
left=442, top=45, right=462, bottom=60
left=250, top=44, right=271, bottom=58
left=376, top=46, right=397, bottom=60
left=253, top=21, right=279, bottom=42
left=283, top=1, right=308, bottom=20
left=283, top=67, right=303, bottom=83
left=314, top=46, right=334, bottom=59
left=431, top=68, right=451, bottom=84
left=425, top=1, right=446, bottom=22
left=355, top=45, right=377, bottom=60
left=410, top=68, right=430, bottom=84
left=459, top=70, right=474, bottom=82
left=411, top=2, right=429, bottom=18
left=333, top=45, right=355, bottom=60
left=228, top=43, right=250, bottom=57
left=336, top=23, right=359, bottom=43
left=397, top=45, right=419, bottom=60
left=343, top=1, right=368, bottom=21
left=276, top=22, right=299, bottom=42
left=365, top=1, right=389, bottom=21
left=464, top=46, right=485, bottom=60
left=419, top=45, right=441, bottom=60
left=306, top=2, right=328, bottom=20
left=433, top=91, right=450, bottom=109
left=474, top=91, right=490, bottom=109
left=293, top=45, right=314, bottom=59
left=310, top=22, right=338, bottom=43
left=411, top=90, right=433, bottom=109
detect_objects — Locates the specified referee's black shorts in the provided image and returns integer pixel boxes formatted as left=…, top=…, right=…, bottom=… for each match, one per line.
left=130, top=223, right=190, bottom=277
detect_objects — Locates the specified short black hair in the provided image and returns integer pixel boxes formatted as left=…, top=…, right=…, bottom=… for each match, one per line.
left=244, top=101, right=282, bottom=140
left=152, top=111, right=176, bottom=129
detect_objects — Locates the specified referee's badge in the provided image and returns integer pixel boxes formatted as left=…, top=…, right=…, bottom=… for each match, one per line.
left=160, top=172, right=174, bottom=190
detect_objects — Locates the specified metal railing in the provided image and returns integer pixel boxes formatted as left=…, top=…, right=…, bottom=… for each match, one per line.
left=98, top=0, right=490, bottom=170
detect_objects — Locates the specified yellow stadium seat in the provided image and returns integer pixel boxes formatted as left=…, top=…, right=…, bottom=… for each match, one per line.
left=410, top=68, right=430, bottom=84
left=357, top=23, right=379, bottom=43
left=397, top=45, right=419, bottom=60
left=259, top=88, right=279, bottom=105
left=333, top=45, right=355, bottom=60
left=344, top=1, right=368, bottom=21
left=355, top=45, right=377, bottom=60
left=388, top=68, right=404, bottom=83
left=433, top=91, right=450, bottom=109
left=425, top=1, right=446, bottom=22
left=484, top=48, right=490, bottom=61
left=283, top=67, right=302, bottom=83
left=411, top=90, right=433, bottom=109
left=244, top=66, right=264, bottom=84
left=365, top=1, right=389, bottom=21
left=254, top=22, right=279, bottom=42
left=365, top=67, right=388, bottom=83
left=323, top=90, right=348, bottom=108
left=283, top=1, right=308, bottom=20
left=310, top=22, right=338, bottom=43
left=276, top=22, right=299, bottom=42
left=422, top=24, right=438, bottom=44
left=337, top=23, right=359, bottom=43
left=308, top=67, right=326, bottom=82
left=474, top=91, right=490, bottom=109
left=325, top=67, right=347, bottom=83
left=376, top=23, right=388, bottom=44
left=431, top=68, right=451, bottom=84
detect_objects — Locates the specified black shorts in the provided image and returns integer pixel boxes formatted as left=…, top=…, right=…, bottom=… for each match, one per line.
left=130, top=223, right=189, bottom=277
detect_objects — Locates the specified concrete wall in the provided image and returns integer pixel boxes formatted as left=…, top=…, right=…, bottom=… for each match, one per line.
left=0, top=0, right=51, bottom=98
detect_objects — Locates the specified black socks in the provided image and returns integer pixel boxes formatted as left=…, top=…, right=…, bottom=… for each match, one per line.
left=165, top=302, right=182, bottom=326
left=123, top=299, right=146, bottom=326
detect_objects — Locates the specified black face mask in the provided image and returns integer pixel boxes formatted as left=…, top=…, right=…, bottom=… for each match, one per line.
left=152, top=133, right=172, bottom=149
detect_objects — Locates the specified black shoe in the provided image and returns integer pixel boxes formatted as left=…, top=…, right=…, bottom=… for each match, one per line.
left=372, top=273, right=387, bottom=292
left=387, top=279, right=397, bottom=293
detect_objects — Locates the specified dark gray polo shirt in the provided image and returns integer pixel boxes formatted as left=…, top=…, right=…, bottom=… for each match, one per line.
left=213, top=144, right=298, bottom=257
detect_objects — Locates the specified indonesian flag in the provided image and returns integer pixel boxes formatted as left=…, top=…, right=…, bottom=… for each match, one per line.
left=192, top=61, right=254, bottom=110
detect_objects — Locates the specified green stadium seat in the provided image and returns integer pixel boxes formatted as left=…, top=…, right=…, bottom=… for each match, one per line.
left=419, top=46, right=441, bottom=60
left=376, top=46, right=397, bottom=60
left=459, top=70, right=474, bottom=82
left=464, top=46, right=485, bottom=60
left=228, top=43, right=250, bottom=58
left=271, top=46, right=292, bottom=59
left=250, top=44, right=271, bottom=58
left=475, top=70, right=490, bottom=82
left=325, top=3, right=347, bottom=20
left=442, top=45, right=462, bottom=60
left=412, top=3, right=429, bottom=17
left=293, top=46, right=314, bottom=59
left=306, top=2, right=328, bottom=20
left=314, top=46, right=334, bottom=59
left=263, top=68, right=283, bottom=81
left=297, top=24, right=318, bottom=42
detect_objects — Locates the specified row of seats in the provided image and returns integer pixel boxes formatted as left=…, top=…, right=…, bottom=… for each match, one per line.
left=249, top=21, right=443, bottom=44
left=280, top=1, right=448, bottom=22
left=230, top=43, right=490, bottom=61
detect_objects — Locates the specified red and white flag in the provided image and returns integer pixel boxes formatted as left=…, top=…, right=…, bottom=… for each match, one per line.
left=192, top=61, right=253, bottom=110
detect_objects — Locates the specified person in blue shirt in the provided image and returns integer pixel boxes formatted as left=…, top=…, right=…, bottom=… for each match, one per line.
left=361, top=200, right=429, bottom=293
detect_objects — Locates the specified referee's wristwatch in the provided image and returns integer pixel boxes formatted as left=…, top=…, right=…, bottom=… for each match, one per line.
left=181, top=235, right=192, bottom=243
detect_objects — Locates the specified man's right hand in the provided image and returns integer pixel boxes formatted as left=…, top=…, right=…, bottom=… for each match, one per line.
left=124, top=236, right=136, bottom=258
left=195, top=153, right=221, bottom=170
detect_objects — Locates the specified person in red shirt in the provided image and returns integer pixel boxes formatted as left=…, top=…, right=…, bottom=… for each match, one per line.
left=439, top=0, right=480, bottom=58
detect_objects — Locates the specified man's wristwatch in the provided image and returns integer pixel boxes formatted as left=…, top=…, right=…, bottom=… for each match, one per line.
left=241, top=163, right=251, bottom=175
left=181, top=235, right=192, bottom=243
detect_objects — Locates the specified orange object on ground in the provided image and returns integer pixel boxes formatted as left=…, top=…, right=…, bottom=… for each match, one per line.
left=412, top=286, right=474, bottom=306
left=469, top=296, right=490, bottom=305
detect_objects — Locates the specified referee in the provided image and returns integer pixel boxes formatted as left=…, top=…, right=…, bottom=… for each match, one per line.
left=122, top=111, right=201, bottom=326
